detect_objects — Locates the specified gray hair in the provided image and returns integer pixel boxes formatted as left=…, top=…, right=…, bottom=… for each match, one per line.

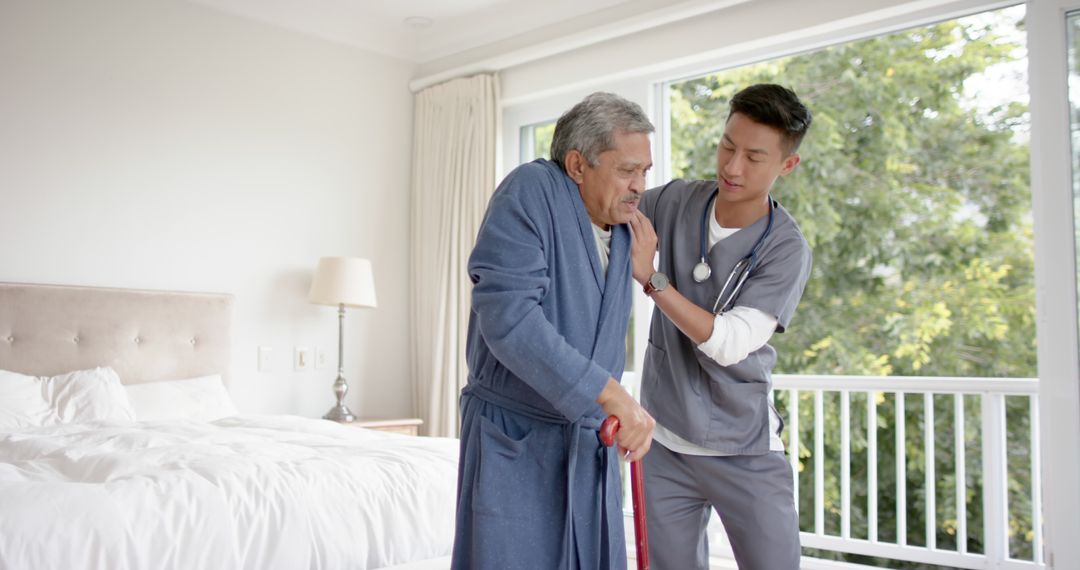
left=550, top=92, right=654, bottom=168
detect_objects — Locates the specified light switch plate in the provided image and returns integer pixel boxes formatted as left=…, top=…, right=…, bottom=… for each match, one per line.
left=258, top=346, right=273, bottom=372
left=315, top=346, right=329, bottom=369
left=294, top=346, right=311, bottom=371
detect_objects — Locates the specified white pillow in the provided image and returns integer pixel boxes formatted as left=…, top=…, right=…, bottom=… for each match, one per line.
left=0, top=366, right=135, bottom=429
left=123, top=375, right=237, bottom=422
left=49, top=367, right=136, bottom=424
left=0, top=369, right=55, bottom=430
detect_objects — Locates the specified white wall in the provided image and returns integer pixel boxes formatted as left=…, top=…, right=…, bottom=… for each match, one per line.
left=0, top=0, right=417, bottom=419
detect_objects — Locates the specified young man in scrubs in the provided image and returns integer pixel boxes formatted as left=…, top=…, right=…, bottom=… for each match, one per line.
left=628, top=83, right=813, bottom=570
left=453, top=92, right=656, bottom=570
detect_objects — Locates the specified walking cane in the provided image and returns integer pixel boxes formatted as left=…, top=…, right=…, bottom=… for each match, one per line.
left=599, top=416, right=650, bottom=570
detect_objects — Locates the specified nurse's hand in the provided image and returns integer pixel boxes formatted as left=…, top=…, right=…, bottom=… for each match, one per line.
left=596, top=378, right=655, bottom=462
left=628, top=211, right=658, bottom=286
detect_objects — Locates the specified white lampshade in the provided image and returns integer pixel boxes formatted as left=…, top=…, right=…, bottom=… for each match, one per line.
left=308, top=257, right=378, bottom=308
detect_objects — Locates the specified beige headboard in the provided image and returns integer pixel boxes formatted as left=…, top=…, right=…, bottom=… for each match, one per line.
left=0, top=282, right=233, bottom=385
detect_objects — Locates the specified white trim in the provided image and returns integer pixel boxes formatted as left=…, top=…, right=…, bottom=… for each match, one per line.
left=646, top=0, right=1021, bottom=85
left=773, top=374, right=1039, bottom=394
left=499, top=0, right=1021, bottom=107
left=408, top=0, right=752, bottom=93
left=1028, top=1, right=1080, bottom=567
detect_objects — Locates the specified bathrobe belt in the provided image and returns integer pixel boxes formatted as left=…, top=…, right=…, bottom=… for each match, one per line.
left=464, top=383, right=613, bottom=570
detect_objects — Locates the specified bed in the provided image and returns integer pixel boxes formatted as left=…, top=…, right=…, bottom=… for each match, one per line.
left=0, top=282, right=458, bottom=570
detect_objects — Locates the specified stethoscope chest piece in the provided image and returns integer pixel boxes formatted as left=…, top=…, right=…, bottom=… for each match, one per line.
left=692, top=261, right=712, bottom=283
left=694, top=188, right=776, bottom=313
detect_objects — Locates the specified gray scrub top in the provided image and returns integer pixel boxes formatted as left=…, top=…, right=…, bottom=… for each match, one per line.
left=639, top=179, right=812, bottom=454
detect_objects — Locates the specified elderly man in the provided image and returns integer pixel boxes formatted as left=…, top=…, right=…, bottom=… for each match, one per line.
left=452, top=92, right=657, bottom=570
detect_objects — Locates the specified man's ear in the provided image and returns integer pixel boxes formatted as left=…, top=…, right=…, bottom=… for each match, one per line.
left=780, top=153, right=801, bottom=176
left=564, top=149, right=587, bottom=184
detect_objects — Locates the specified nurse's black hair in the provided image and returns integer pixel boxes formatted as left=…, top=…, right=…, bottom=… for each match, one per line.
left=729, top=84, right=812, bottom=155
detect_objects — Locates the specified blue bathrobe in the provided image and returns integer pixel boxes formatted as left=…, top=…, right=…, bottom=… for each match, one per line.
left=451, top=159, right=632, bottom=570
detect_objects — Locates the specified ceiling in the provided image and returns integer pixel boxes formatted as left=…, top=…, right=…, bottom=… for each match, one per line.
left=185, top=0, right=640, bottom=63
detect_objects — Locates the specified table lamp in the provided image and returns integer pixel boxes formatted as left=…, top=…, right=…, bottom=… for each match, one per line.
left=308, top=257, right=377, bottom=422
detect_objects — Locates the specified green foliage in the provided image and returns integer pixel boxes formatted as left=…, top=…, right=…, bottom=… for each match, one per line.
left=533, top=122, right=555, bottom=161
left=671, top=10, right=1033, bottom=379
left=670, top=6, right=1036, bottom=567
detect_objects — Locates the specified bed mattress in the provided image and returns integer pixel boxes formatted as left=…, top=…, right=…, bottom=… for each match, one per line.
left=0, top=415, right=458, bottom=570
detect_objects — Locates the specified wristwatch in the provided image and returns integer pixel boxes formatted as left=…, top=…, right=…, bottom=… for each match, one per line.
left=643, top=271, right=669, bottom=296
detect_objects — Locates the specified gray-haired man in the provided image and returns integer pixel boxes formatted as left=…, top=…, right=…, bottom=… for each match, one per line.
left=452, top=92, right=657, bottom=569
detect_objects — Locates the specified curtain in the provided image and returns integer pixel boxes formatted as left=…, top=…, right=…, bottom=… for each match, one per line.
left=410, top=73, right=499, bottom=437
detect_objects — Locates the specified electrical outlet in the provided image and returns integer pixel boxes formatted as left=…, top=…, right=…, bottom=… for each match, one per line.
left=258, top=346, right=273, bottom=372
left=294, top=346, right=311, bottom=371
left=315, top=346, right=330, bottom=369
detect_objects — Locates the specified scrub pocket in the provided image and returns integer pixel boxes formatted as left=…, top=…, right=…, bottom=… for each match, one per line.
left=642, top=338, right=706, bottom=398
left=705, top=380, right=770, bottom=451
left=472, top=413, right=562, bottom=519
left=640, top=340, right=667, bottom=399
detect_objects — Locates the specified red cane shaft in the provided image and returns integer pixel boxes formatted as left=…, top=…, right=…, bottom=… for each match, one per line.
left=631, top=460, right=650, bottom=570
left=599, top=416, right=650, bottom=570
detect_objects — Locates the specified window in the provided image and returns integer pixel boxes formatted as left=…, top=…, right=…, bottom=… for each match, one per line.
left=664, top=5, right=1034, bottom=565
left=519, top=120, right=555, bottom=163
left=499, top=0, right=1080, bottom=564
left=667, top=5, right=1032, bottom=378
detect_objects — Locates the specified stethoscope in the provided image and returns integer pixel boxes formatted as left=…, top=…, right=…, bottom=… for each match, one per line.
left=691, top=189, right=775, bottom=314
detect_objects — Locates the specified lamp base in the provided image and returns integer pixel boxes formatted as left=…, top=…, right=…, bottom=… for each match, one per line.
left=323, top=404, right=356, bottom=423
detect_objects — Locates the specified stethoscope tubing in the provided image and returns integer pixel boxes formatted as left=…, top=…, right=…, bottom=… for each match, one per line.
left=694, top=188, right=775, bottom=313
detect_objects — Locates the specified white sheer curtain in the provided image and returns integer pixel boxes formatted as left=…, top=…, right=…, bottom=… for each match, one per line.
left=410, top=73, right=499, bottom=437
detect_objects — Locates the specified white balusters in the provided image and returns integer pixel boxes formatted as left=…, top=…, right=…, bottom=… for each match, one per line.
left=955, top=393, right=968, bottom=554
left=814, top=389, right=825, bottom=536
left=868, top=392, right=879, bottom=543
left=771, top=375, right=1042, bottom=570
left=925, top=392, right=936, bottom=550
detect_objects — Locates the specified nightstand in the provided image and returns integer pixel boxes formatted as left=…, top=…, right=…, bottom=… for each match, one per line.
left=348, top=417, right=424, bottom=436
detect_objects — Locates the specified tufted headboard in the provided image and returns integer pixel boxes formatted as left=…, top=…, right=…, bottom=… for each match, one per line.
left=0, top=282, right=233, bottom=385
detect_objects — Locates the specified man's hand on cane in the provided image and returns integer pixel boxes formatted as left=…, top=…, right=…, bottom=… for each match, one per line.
left=596, top=379, right=654, bottom=462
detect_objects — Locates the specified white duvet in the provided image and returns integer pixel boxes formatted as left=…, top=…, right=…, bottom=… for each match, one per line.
left=0, top=415, right=459, bottom=570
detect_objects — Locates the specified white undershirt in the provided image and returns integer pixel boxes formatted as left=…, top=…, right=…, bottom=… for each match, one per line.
left=592, top=223, right=612, bottom=274
left=653, top=209, right=785, bottom=455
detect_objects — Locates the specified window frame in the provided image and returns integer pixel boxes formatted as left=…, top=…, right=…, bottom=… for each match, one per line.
left=1028, top=0, right=1080, bottom=565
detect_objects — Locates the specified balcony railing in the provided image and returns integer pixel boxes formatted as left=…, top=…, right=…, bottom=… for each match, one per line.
left=732, top=375, right=1043, bottom=569
left=622, top=373, right=1044, bottom=569
left=626, top=373, right=1045, bottom=570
